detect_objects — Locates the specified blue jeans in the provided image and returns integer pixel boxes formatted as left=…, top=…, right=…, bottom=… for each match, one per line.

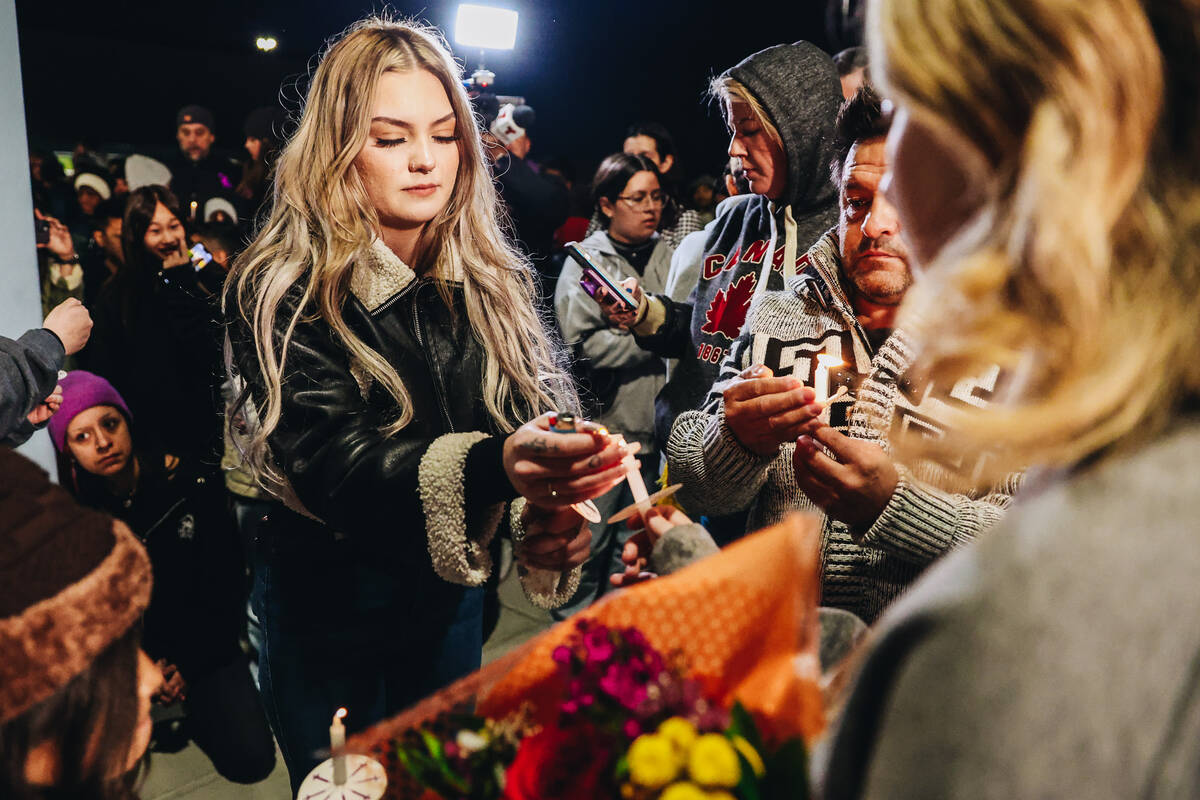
left=250, top=509, right=484, bottom=792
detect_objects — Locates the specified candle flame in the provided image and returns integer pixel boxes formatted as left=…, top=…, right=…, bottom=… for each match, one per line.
left=335, top=707, right=347, bottom=721
left=816, top=353, right=843, bottom=368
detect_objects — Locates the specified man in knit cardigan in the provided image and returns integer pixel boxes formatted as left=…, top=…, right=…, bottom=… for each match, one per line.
left=666, top=87, right=1020, bottom=624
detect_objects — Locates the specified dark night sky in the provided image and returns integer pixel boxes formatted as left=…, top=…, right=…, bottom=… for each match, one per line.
left=16, top=1, right=846, bottom=184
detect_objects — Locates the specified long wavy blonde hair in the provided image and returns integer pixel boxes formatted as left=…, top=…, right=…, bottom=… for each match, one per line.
left=226, top=16, right=574, bottom=485
left=868, top=0, right=1200, bottom=477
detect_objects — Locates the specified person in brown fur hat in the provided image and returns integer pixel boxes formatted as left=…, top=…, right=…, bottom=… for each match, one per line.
left=0, top=448, right=159, bottom=799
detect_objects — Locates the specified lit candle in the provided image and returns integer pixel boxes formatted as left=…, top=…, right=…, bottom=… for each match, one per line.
left=813, top=354, right=844, bottom=404
left=330, top=707, right=347, bottom=785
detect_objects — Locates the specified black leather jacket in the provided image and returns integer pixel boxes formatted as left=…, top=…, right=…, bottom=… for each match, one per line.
left=228, top=271, right=520, bottom=560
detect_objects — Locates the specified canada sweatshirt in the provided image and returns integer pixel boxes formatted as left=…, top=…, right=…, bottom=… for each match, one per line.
left=633, top=41, right=842, bottom=448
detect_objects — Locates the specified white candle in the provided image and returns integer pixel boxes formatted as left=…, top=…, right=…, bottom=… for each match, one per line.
left=624, top=455, right=651, bottom=512
left=813, top=354, right=843, bottom=404
left=331, top=707, right=347, bottom=785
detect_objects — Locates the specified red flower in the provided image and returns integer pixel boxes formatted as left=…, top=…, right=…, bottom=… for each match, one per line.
left=504, top=723, right=612, bottom=800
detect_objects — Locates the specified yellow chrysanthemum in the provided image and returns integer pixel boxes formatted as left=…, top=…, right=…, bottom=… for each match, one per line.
left=706, top=792, right=737, bottom=800
left=687, top=734, right=741, bottom=788
left=628, top=734, right=680, bottom=788
left=657, top=717, right=698, bottom=754
left=619, top=782, right=636, bottom=799
left=731, top=735, right=765, bottom=776
left=660, top=782, right=709, bottom=800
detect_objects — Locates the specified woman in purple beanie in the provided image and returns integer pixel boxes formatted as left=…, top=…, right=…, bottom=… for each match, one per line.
left=48, top=370, right=276, bottom=785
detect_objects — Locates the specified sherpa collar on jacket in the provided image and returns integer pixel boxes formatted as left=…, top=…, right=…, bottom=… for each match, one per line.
left=350, top=239, right=469, bottom=313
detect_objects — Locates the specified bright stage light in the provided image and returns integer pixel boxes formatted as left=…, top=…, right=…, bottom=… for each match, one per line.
left=256, top=36, right=278, bottom=52
left=454, top=4, right=518, bottom=50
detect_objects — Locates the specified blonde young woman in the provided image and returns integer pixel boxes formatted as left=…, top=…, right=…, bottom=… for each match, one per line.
left=225, top=17, right=633, bottom=787
left=820, top=0, right=1200, bottom=796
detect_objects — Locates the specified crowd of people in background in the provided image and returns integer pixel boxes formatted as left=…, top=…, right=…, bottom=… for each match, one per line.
left=4, top=0, right=1200, bottom=796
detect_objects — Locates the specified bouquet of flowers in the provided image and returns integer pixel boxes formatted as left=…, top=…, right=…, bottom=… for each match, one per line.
left=355, top=515, right=824, bottom=800
left=391, top=620, right=811, bottom=799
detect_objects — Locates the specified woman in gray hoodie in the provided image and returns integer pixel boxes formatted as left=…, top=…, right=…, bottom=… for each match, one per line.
left=606, top=42, right=843, bottom=451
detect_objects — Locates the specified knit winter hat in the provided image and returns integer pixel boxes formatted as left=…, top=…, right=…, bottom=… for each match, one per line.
left=73, top=172, right=112, bottom=200
left=124, top=154, right=173, bottom=191
left=0, top=448, right=152, bottom=724
left=47, top=370, right=133, bottom=453
left=203, top=196, right=238, bottom=224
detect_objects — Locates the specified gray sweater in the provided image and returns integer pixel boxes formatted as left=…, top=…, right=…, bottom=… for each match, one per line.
left=819, top=417, right=1200, bottom=799
left=668, top=232, right=1019, bottom=623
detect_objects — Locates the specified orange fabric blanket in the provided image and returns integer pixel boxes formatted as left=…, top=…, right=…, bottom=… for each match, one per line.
left=351, top=512, right=824, bottom=756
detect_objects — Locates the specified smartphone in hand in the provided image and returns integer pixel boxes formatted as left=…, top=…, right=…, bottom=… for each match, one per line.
left=566, top=243, right=636, bottom=312
left=188, top=242, right=214, bottom=270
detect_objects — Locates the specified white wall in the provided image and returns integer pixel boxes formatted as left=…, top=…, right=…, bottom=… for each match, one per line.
left=2, top=0, right=58, bottom=473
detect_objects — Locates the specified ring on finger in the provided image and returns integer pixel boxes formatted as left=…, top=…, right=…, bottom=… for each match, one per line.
left=548, top=481, right=558, bottom=499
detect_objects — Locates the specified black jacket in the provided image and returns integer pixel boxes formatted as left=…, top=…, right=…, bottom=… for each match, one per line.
left=168, top=152, right=241, bottom=222
left=86, top=262, right=226, bottom=466
left=226, top=249, right=521, bottom=565
left=76, top=452, right=245, bottom=676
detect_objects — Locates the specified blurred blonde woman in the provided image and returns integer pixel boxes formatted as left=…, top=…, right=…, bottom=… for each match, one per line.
left=224, top=16, right=633, bottom=788
left=820, top=0, right=1200, bottom=797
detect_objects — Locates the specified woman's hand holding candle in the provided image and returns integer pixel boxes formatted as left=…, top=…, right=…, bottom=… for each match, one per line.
left=504, top=412, right=638, bottom=508
left=609, top=506, right=695, bottom=588
left=723, top=364, right=821, bottom=455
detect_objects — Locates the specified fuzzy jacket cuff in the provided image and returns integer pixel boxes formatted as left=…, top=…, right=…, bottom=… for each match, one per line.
left=508, top=497, right=582, bottom=609
left=418, top=432, right=506, bottom=586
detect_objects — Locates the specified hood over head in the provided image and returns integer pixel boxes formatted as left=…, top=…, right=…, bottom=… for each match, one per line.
left=722, top=41, right=842, bottom=211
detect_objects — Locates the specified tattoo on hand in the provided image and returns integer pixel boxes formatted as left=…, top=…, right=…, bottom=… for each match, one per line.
left=527, top=436, right=558, bottom=453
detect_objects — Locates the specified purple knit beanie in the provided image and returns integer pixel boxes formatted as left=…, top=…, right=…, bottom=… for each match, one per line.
left=47, top=371, right=133, bottom=453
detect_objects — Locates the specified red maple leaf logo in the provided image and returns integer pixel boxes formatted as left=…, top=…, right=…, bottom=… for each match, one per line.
left=700, top=272, right=757, bottom=340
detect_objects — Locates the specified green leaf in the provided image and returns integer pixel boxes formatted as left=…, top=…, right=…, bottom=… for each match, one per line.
left=762, top=738, right=809, bottom=800
left=614, top=753, right=629, bottom=781
left=734, top=749, right=763, bottom=800
left=400, top=731, right=470, bottom=794
left=729, top=701, right=766, bottom=754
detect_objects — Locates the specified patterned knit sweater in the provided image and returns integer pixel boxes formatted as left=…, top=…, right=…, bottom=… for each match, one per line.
left=667, top=232, right=1021, bottom=623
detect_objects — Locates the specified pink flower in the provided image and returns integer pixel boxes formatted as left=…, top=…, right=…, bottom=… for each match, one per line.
left=584, top=628, right=615, bottom=663
left=623, top=719, right=642, bottom=739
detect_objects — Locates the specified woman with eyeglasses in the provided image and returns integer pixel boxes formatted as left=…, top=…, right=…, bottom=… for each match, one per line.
left=553, top=152, right=675, bottom=616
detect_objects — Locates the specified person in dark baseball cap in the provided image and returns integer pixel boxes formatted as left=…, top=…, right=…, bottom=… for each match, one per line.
left=169, top=104, right=239, bottom=224
left=0, top=447, right=159, bottom=797
left=175, top=105, right=215, bottom=161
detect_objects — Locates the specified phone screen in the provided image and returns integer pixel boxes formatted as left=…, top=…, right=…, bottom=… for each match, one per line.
left=566, top=244, right=636, bottom=311
left=188, top=243, right=213, bottom=270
